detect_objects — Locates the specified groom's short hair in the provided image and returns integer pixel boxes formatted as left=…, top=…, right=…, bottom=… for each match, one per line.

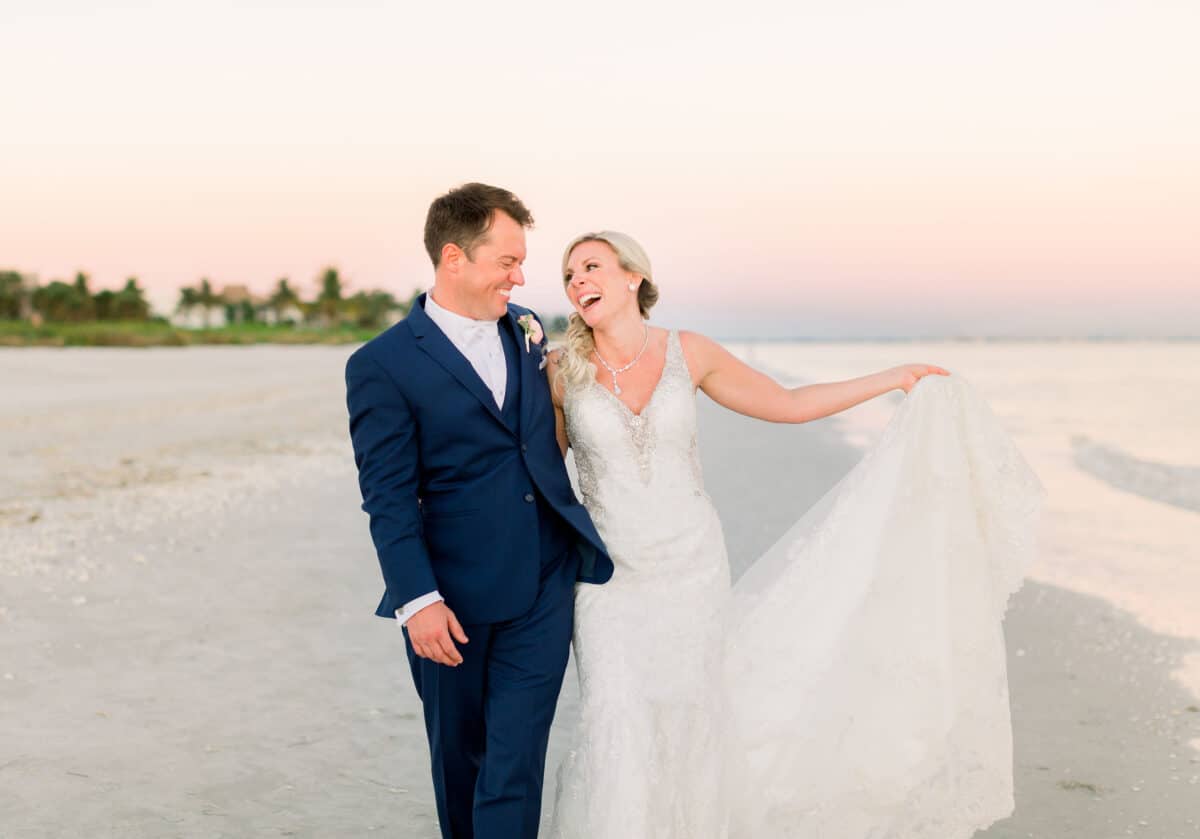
left=424, top=183, right=534, bottom=267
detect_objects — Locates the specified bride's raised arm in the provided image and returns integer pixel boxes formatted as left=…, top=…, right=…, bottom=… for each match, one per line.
left=677, top=331, right=950, bottom=424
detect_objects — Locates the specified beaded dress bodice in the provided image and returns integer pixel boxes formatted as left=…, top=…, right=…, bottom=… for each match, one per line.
left=563, top=329, right=715, bottom=575
left=552, top=328, right=733, bottom=837
left=549, top=344, right=1045, bottom=839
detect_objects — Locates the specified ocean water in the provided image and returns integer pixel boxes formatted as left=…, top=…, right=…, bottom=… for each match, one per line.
left=726, top=339, right=1200, bottom=702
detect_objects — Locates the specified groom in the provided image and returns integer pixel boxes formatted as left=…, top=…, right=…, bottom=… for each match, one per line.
left=345, top=182, right=612, bottom=838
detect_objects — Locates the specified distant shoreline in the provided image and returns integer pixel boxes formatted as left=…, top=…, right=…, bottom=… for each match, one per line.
left=714, top=335, right=1200, bottom=343
left=2, top=320, right=1195, bottom=348
left=0, top=321, right=379, bottom=347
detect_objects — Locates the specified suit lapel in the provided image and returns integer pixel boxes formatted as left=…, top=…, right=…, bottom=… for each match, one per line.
left=498, top=315, right=522, bottom=423
left=506, top=310, right=538, bottom=438
left=406, top=294, right=513, bottom=435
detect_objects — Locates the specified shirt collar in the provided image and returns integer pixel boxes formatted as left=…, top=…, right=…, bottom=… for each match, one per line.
left=424, top=290, right=500, bottom=342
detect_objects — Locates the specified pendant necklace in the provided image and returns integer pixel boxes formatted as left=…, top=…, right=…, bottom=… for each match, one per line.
left=593, top=322, right=650, bottom=396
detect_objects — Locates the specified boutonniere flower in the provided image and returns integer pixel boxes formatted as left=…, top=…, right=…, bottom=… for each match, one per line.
left=516, top=314, right=549, bottom=370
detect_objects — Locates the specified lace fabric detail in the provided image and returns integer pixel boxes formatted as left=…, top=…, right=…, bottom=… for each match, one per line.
left=721, top=373, right=1045, bottom=838
left=555, top=329, right=732, bottom=838
left=564, top=329, right=706, bottom=536
left=552, top=347, right=1046, bottom=839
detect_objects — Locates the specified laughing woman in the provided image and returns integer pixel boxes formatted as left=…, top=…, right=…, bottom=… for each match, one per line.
left=543, top=230, right=1043, bottom=839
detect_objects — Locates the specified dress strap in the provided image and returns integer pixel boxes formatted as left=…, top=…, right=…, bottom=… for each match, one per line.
left=664, top=329, right=693, bottom=389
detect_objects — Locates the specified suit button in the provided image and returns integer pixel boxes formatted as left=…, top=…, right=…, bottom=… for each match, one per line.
left=521, top=443, right=528, bottom=453
left=524, top=493, right=535, bottom=503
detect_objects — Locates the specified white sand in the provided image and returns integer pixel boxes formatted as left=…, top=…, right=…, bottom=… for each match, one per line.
left=2, top=346, right=1198, bottom=837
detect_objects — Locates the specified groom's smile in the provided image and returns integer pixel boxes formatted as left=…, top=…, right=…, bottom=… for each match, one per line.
left=450, top=209, right=528, bottom=320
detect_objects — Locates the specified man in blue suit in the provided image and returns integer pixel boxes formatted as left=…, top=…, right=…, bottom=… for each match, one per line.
left=345, top=183, right=612, bottom=839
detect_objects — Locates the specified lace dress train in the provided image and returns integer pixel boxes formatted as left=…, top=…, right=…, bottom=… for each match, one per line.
left=548, top=330, right=1045, bottom=839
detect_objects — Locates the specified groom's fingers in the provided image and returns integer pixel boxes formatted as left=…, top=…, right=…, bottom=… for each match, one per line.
left=446, top=611, right=469, bottom=645
left=407, top=604, right=466, bottom=666
left=415, top=639, right=453, bottom=666
left=434, top=627, right=464, bottom=666
left=415, top=629, right=461, bottom=666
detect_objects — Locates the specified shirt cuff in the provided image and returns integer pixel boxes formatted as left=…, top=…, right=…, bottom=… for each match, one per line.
left=395, top=591, right=444, bottom=626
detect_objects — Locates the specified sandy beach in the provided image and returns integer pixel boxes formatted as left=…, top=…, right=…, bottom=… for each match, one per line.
left=2, top=345, right=1199, bottom=838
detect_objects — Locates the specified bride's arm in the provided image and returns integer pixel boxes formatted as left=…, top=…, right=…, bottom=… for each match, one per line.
left=679, top=331, right=949, bottom=424
left=545, top=349, right=570, bottom=456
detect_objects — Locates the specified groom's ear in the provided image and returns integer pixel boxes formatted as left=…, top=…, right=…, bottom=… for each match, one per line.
left=441, top=242, right=462, bottom=272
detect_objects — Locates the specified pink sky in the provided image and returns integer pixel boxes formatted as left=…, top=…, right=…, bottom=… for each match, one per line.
left=2, top=1, right=1197, bottom=337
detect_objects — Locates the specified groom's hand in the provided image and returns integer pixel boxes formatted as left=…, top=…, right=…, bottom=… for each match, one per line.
left=406, top=602, right=469, bottom=667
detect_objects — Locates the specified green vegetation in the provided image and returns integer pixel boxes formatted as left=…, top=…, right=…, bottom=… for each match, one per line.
left=0, top=320, right=380, bottom=347
left=1, top=265, right=571, bottom=348
left=0, top=266, right=419, bottom=347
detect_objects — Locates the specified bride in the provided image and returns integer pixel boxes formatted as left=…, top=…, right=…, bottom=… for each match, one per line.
left=543, top=231, right=1045, bottom=838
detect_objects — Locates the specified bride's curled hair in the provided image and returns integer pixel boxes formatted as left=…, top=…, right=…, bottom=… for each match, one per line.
left=558, top=231, right=659, bottom=387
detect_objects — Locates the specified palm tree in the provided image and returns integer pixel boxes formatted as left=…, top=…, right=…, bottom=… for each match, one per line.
left=69, top=271, right=96, bottom=321
left=345, top=289, right=400, bottom=329
left=32, top=274, right=93, bottom=322
left=177, top=285, right=199, bottom=316
left=0, top=270, right=25, bottom=320
left=94, top=289, right=117, bottom=320
left=31, top=281, right=78, bottom=322
left=268, top=277, right=300, bottom=324
left=316, top=267, right=344, bottom=326
left=197, top=278, right=218, bottom=328
left=113, top=277, right=150, bottom=320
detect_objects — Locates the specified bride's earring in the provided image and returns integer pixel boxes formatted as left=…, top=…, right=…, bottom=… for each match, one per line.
left=628, top=282, right=637, bottom=291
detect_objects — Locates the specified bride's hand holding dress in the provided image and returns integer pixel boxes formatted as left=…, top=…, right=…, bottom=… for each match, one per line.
left=543, top=230, right=1041, bottom=839
left=550, top=330, right=948, bottom=452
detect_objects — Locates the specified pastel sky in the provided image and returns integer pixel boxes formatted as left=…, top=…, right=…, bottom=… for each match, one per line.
left=3, top=0, right=1197, bottom=337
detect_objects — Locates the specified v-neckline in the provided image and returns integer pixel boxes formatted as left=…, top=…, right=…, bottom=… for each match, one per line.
left=592, top=329, right=674, bottom=419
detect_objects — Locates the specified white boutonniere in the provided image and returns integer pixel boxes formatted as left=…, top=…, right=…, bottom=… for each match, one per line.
left=516, top=314, right=549, bottom=370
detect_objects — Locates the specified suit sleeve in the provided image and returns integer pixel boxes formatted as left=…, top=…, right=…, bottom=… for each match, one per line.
left=345, top=350, right=439, bottom=608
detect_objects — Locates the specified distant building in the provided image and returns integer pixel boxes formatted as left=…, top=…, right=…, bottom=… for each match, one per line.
left=172, top=304, right=227, bottom=329
left=172, top=283, right=307, bottom=328
left=260, top=301, right=304, bottom=326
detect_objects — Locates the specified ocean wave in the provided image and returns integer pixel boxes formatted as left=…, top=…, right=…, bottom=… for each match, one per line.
left=1072, top=435, right=1200, bottom=513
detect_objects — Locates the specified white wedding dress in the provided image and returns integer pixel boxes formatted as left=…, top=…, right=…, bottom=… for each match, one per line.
left=548, top=330, right=1046, bottom=839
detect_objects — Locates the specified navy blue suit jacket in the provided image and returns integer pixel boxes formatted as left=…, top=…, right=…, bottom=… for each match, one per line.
left=345, top=293, right=613, bottom=625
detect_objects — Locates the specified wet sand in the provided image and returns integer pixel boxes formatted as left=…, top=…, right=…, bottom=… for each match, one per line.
left=1, top=347, right=1197, bottom=837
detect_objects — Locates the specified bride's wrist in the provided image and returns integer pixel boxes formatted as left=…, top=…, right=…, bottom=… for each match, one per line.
left=880, top=367, right=904, bottom=394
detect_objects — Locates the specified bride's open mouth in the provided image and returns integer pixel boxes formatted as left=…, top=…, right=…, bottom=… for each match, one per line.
left=579, top=292, right=602, bottom=313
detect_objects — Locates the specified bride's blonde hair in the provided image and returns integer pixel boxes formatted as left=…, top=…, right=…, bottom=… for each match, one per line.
left=557, top=231, right=659, bottom=387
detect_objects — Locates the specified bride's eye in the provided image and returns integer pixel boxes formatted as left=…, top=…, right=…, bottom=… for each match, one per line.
left=586, top=263, right=598, bottom=271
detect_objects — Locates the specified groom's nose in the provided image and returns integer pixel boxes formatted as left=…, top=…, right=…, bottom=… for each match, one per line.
left=509, top=266, right=526, bottom=286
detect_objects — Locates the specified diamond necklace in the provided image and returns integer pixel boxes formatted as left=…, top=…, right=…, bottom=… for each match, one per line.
left=593, top=322, right=650, bottom=396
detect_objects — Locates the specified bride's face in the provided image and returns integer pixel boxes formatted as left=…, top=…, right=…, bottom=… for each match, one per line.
left=563, top=240, right=639, bottom=328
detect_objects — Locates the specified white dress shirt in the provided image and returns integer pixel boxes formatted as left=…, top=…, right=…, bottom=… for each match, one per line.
left=395, top=292, right=509, bottom=627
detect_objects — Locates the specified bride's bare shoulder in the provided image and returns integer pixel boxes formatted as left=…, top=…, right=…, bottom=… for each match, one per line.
left=676, top=330, right=724, bottom=386
left=677, top=329, right=719, bottom=352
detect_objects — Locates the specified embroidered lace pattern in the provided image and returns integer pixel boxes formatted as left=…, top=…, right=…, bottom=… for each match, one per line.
left=550, top=333, right=1046, bottom=839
